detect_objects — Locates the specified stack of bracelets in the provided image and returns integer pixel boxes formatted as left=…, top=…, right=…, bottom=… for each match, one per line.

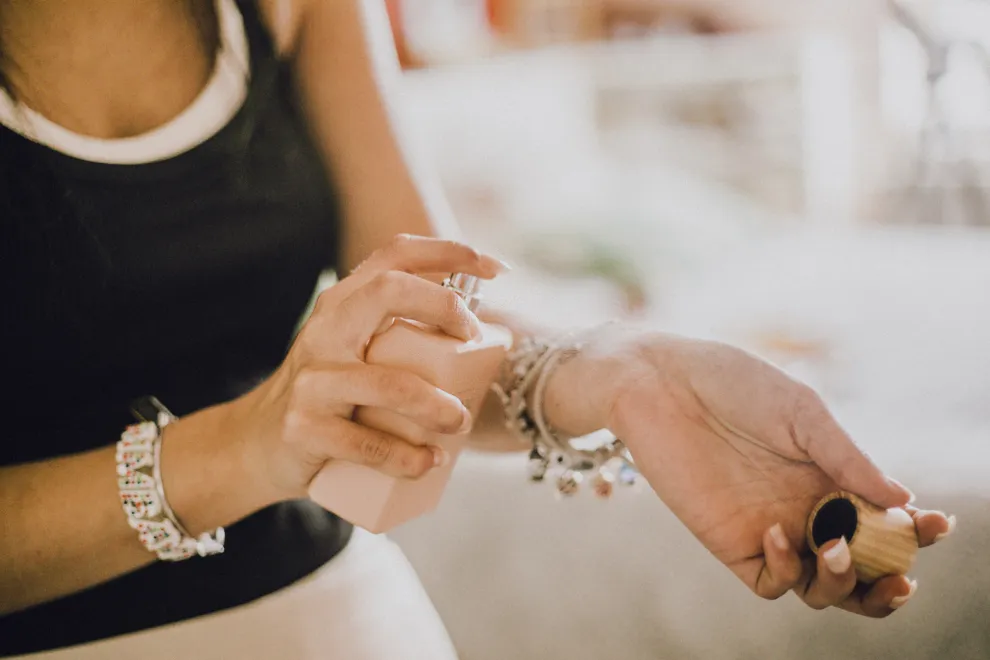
left=492, top=332, right=640, bottom=498
left=115, top=332, right=639, bottom=562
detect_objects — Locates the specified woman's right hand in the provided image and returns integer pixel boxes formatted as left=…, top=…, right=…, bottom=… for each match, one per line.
left=224, top=234, right=506, bottom=504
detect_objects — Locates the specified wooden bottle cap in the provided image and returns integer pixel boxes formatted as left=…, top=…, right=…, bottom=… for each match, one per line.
left=806, top=491, right=919, bottom=584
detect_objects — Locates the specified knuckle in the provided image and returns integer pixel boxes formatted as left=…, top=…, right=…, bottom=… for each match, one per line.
left=291, top=366, right=319, bottom=395
left=292, top=325, right=317, bottom=356
left=360, top=434, right=394, bottom=466
left=379, top=234, right=414, bottom=261
left=380, top=370, right=418, bottom=404
left=280, top=409, right=309, bottom=443
left=365, top=235, right=412, bottom=267
left=313, top=288, right=334, bottom=311
left=369, top=270, right=405, bottom=297
left=756, top=570, right=792, bottom=602
left=799, top=589, right=829, bottom=610
left=788, top=384, right=827, bottom=450
left=784, top=566, right=804, bottom=586
left=331, top=295, right=359, bottom=331
left=288, top=367, right=321, bottom=410
left=793, top=384, right=825, bottom=420
left=397, top=448, right=432, bottom=478
left=293, top=314, right=336, bottom=356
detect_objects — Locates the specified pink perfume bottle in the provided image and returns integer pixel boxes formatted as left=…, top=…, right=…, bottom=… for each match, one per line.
left=308, top=274, right=513, bottom=533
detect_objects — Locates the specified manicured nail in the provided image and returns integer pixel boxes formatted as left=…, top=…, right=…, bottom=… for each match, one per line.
left=769, top=523, right=789, bottom=552
left=431, top=446, right=450, bottom=468
left=478, top=255, right=511, bottom=276
left=887, top=477, right=915, bottom=504
left=457, top=409, right=473, bottom=434
left=890, top=579, right=918, bottom=609
left=823, top=537, right=852, bottom=574
left=934, top=515, right=957, bottom=543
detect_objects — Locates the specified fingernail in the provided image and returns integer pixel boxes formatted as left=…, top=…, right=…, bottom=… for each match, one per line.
left=458, top=296, right=483, bottom=338
left=457, top=409, right=473, bottom=434
left=823, top=537, right=852, bottom=574
left=887, top=477, right=915, bottom=504
left=431, top=445, right=450, bottom=468
left=478, top=255, right=511, bottom=276
left=934, top=515, right=957, bottom=543
left=497, top=259, right=513, bottom=272
left=769, top=523, right=789, bottom=552
left=890, top=579, right=918, bottom=609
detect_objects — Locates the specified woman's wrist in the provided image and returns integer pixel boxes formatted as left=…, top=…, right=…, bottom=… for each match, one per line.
left=157, top=400, right=282, bottom=537
left=541, top=325, right=652, bottom=438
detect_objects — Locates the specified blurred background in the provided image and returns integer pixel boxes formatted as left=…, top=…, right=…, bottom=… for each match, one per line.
left=378, top=1, right=990, bottom=658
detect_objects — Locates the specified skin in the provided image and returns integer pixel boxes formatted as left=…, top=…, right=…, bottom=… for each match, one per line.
left=0, top=0, right=952, bottom=622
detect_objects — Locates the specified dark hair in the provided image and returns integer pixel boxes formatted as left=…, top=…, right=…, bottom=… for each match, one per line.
left=0, top=7, right=25, bottom=99
left=0, top=35, right=12, bottom=97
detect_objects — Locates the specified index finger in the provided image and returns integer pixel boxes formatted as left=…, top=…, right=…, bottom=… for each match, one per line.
left=356, top=234, right=507, bottom=280
left=794, top=391, right=914, bottom=509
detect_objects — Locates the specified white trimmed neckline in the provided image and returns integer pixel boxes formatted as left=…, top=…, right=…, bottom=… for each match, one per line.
left=0, top=0, right=250, bottom=165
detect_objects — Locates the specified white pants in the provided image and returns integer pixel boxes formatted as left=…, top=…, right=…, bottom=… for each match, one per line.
left=15, top=530, right=458, bottom=660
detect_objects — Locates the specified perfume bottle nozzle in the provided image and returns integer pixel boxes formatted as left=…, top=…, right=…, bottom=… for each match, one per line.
left=443, top=273, right=482, bottom=312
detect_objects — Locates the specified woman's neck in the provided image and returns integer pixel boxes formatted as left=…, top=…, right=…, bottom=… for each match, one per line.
left=0, top=0, right=219, bottom=139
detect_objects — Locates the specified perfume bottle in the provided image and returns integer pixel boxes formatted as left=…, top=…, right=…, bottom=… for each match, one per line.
left=307, top=273, right=513, bottom=533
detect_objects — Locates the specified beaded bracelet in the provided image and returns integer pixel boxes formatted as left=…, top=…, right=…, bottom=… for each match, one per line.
left=491, top=333, right=639, bottom=498
left=116, top=397, right=225, bottom=561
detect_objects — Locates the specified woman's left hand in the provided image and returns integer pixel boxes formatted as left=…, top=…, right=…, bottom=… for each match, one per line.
left=545, top=329, right=954, bottom=617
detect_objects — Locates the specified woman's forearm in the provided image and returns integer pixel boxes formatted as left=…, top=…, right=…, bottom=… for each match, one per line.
left=289, top=0, right=461, bottom=271
left=0, top=403, right=274, bottom=616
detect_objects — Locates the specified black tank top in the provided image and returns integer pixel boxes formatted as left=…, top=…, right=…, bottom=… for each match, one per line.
left=0, top=3, right=353, bottom=654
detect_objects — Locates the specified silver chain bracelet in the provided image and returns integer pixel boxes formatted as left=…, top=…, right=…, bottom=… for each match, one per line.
left=491, top=334, right=639, bottom=498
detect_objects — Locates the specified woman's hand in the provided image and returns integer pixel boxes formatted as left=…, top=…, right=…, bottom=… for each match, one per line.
left=547, top=330, right=954, bottom=617
left=223, top=235, right=506, bottom=505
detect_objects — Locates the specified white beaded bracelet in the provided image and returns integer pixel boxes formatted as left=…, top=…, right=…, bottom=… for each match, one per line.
left=116, top=397, right=225, bottom=561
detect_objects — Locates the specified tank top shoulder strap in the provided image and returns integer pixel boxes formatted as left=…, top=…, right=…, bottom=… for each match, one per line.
left=231, top=0, right=302, bottom=133
left=235, top=1, right=283, bottom=66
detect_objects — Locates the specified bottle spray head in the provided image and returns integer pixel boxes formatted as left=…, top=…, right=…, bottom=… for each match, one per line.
left=443, top=273, right=482, bottom=312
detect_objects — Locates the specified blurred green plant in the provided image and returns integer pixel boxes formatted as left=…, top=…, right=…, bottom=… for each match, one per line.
left=517, top=232, right=648, bottom=313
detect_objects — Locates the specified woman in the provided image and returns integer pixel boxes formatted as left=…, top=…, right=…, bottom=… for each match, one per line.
left=0, top=1, right=953, bottom=658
